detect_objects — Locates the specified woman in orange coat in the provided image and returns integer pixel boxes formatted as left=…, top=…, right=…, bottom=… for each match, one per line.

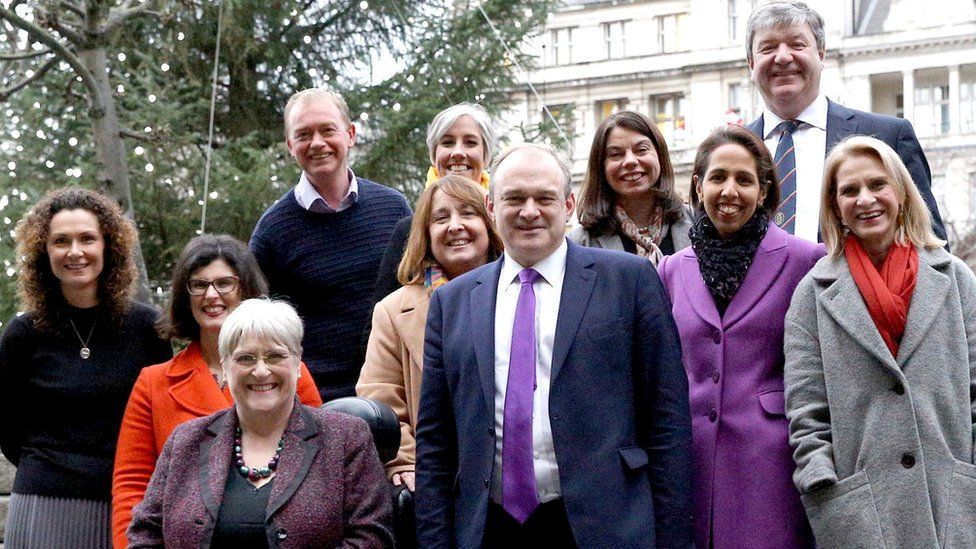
left=110, top=235, right=322, bottom=548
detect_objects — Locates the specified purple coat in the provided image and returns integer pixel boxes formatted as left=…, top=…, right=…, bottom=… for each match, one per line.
left=127, top=403, right=393, bottom=548
left=657, top=224, right=822, bottom=549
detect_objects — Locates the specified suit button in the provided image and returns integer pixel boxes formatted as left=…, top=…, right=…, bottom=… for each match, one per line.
left=709, top=409, right=718, bottom=422
left=711, top=371, right=720, bottom=383
left=484, top=478, right=490, bottom=487
left=901, top=453, right=915, bottom=468
left=892, top=383, right=905, bottom=395
left=712, top=331, right=721, bottom=344
left=276, top=528, right=287, bottom=540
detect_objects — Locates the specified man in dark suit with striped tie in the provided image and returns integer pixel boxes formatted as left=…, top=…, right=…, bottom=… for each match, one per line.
left=743, top=1, right=946, bottom=242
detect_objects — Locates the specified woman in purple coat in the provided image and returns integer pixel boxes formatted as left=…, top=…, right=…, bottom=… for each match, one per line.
left=657, top=125, right=822, bottom=548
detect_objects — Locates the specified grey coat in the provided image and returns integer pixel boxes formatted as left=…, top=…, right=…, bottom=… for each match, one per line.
left=569, top=205, right=694, bottom=264
left=784, top=246, right=976, bottom=549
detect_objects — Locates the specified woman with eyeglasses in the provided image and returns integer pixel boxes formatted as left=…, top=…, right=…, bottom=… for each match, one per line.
left=111, top=235, right=322, bottom=548
left=128, top=299, right=393, bottom=547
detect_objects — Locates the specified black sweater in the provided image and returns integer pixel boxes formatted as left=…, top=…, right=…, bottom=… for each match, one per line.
left=0, top=302, right=171, bottom=500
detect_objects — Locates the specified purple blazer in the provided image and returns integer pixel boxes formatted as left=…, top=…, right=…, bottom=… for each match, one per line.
left=657, top=224, right=823, bottom=549
left=127, top=403, right=393, bottom=548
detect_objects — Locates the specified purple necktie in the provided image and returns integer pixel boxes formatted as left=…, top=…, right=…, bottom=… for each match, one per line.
left=502, top=268, right=542, bottom=523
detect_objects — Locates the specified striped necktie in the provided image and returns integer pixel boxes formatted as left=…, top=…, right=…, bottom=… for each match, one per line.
left=773, top=120, right=799, bottom=234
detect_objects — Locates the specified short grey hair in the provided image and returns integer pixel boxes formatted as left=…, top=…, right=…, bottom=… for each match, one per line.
left=218, top=298, right=304, bottom=362
left=490, top=142, right=573, bottom=198
left=283, top=88, right=352, bottom=137
left=425, top=103, right=497, bottom=166
left=746, top=1, right=825, bottom=64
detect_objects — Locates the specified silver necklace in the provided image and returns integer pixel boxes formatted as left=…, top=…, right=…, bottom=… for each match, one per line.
left=68, top=316, right=97, bottom=359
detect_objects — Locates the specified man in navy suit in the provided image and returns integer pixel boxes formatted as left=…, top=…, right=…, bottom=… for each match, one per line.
left=414, top=142, right=692, bottom=548
left=744, top=1, right=946, bottom=242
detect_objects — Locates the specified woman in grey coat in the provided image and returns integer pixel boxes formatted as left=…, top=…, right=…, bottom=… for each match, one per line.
left=784, top=136, right=976, bottom=548
left=570, top=111, right=692, bottom=264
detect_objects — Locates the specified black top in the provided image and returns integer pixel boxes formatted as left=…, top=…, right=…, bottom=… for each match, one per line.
left=618, top=226, right=676, bottom=256
left=0, top=301, right=172, bottom=500
left=372, top=214, right=413, bottom=306
left=212, top=466, right=273, bottom=548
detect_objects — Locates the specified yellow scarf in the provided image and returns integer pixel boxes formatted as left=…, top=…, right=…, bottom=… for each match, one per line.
left=425, top=166, right=490, bottom=191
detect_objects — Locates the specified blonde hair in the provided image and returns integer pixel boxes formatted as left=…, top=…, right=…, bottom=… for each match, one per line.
left=283, top=88, right=352, bottom=137
left=397, top=175, right=503, bottom=286
left=821, top=135, right=945, bottom=259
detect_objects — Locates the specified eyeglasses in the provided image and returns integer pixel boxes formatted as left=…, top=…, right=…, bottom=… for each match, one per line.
left=187, top=276, right=239, bottom=296
left=230, top=350, right=292, bottom=368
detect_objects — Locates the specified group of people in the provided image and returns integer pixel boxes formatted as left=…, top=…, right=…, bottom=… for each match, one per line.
left=0, top=1, right=973, bottom=548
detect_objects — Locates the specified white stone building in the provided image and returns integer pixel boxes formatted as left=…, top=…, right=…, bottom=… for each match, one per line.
left=501, top=0, right=976, bottom=241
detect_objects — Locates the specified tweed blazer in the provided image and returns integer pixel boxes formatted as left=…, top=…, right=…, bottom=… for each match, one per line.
left=568, top=205, right=693, bottom=262
left=127, top=403, right=393, bottom=548
left=112, top=342, right=322, bottom=549
left=356, top=283, right=429, bottom=479
left=784, top=246, right=976, bottom=548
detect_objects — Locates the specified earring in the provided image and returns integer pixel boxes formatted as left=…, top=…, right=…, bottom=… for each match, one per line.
left=897, top=210, right=905, bottom=226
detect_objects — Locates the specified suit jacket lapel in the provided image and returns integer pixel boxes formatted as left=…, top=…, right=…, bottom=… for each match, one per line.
left=471, top=258, right=502, bottom=411
left=826, top=99, right=857, bottom=155
left=551, top=242, right=597, bottom=382
left=722, top=225, right=789, bottom=329
left=396, top=285, right=429, bottom=368
left=198, top=410, right=235, bottom=522
left=678, top=253, right=722, bottom=332
left=267, top=404, right=321, bottom=520
left=746, top=114, right=764, bottom=138
left=167, top=342, right=231, bottom=417
left=814, top=259, right=899, bottom=372
left=896, top=249, right=951, bottom=367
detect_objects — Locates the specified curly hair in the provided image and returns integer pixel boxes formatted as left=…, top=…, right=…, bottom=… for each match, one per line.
left=14, top=187, right=138, bottom=333
left=158, top=234, right=269, bottom=341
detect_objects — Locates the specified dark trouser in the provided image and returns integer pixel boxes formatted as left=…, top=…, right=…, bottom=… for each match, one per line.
left=482, top=499, right=578, bottom=548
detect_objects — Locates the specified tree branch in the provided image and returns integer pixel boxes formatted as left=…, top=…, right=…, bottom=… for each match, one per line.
left=0, top=4, right=100, bottom=105
left=58, top=1, right=85, bottom=18
left=99, top=1, right=158, bottom=37
left=0, top=48, right=51, bottom=60
left=0, top=56, right=56, bottom=101
left=119, top=128, right=156, bottom=143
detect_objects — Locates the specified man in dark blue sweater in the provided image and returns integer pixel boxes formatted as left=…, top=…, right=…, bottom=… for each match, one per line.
left=250, top=89, right=411, bottom=402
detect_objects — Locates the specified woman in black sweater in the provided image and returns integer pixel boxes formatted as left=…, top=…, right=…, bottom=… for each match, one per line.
left=0, top=187, right=171, bottom=548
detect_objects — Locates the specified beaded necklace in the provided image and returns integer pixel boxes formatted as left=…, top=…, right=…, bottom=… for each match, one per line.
left=234, top=426, right=284, bottom=481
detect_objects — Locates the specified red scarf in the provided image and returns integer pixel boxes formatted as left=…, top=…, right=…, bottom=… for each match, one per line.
left=844, top=237, right=919, bottom=358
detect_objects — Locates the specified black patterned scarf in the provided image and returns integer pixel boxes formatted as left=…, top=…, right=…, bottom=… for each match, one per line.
left=689, top=210, right=769, bottom=316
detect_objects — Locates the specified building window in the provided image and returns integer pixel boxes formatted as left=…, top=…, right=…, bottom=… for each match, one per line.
left=656, top=13, right=690, bottom=53
left=728, top=83, right=748, bottom=123
left=729, top=0, right=749, bottom=42
left=542, top=103, right=576, bottom=137
left=896, top=93, right=905, bottom=119
left=651, top=92, right=689, bottom=144
left=550, top=27, right=574, bottom=65
left=915, top=85, right=950, bottom=136
left=596, top=98, right=628, bottom=124
left=604, top=21, right=627, bottom=59
left=961, top=82, right=976, bottom=133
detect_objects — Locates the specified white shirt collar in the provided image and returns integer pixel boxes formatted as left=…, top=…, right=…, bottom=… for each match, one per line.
left=499, top=238, right=568, bottom=288
left=762, top=94, right=828, bottom=138
left=293, top=168, right=359, bottom=212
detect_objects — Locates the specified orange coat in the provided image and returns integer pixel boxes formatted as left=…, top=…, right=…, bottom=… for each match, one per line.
left=110, top=342, right=322, bottom=549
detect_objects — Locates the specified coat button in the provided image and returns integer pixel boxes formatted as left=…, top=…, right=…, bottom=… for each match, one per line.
left=194, top=518, right=204, bottom=525
left=709, top=409, right=718, bottom=422
left=712, top=331, right=721, bottom=344
left=901, top=453, right=915, bottom=468
left=276, top=528, right=287, bottom=540
left=484, top=478, right=490, bottom=487
left=711, top=371, right=720, bottom=383
left=892, top=383, right=905, bottom=395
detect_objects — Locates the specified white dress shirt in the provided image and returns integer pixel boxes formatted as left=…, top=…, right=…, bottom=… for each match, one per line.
left=293, top=168, right=359, bottom=213
left=490, top=240, right=567, bottom=505
left=761, top=94, right=828, bottom=243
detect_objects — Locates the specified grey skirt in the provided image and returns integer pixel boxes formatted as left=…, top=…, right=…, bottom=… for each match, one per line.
left=5, top=493, right=110, bottom=549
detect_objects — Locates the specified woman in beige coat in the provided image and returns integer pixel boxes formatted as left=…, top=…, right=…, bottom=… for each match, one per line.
left=357, top=176, right=503, bottom=491
left=784, top=136, right=976, bottom=548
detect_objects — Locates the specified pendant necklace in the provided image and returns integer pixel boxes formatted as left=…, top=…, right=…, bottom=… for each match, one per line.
left=68, top=316, right=97, bottom=359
